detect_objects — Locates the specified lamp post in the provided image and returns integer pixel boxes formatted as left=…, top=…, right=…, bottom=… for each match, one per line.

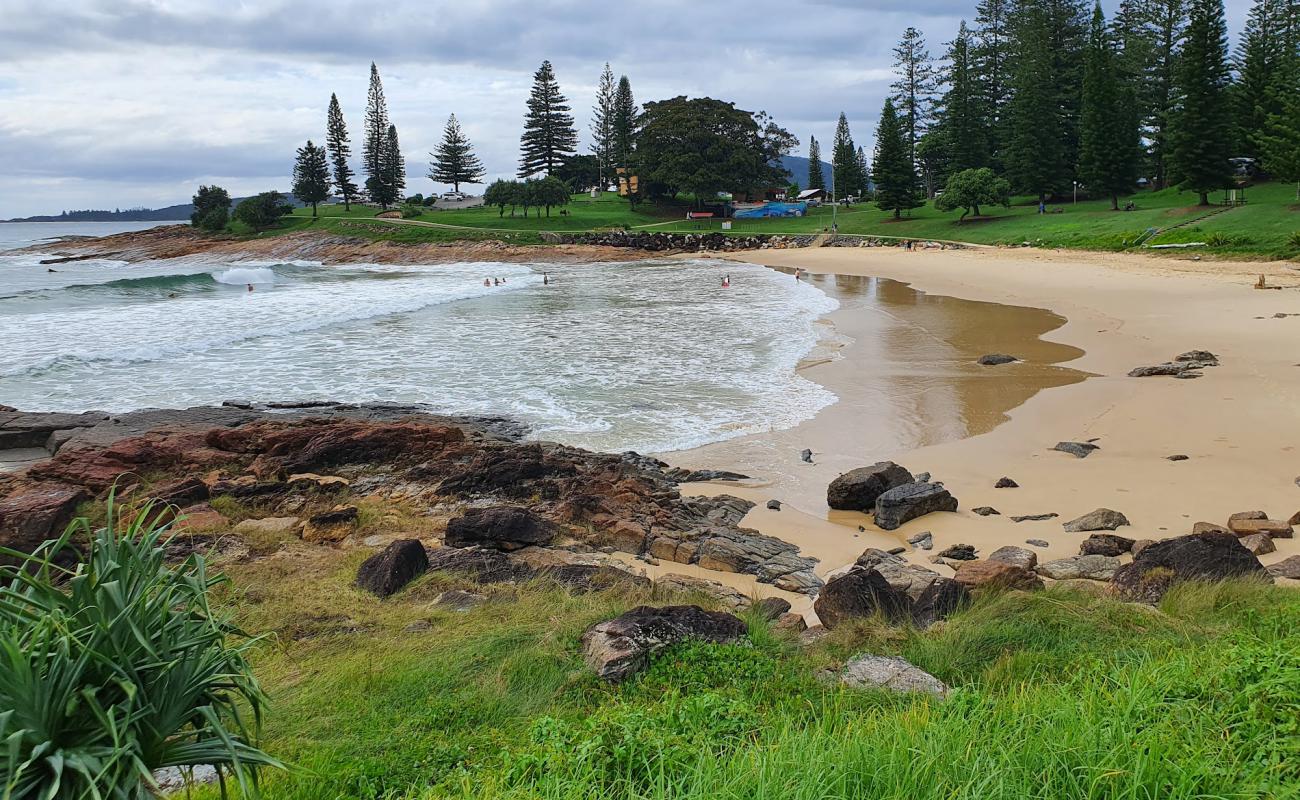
left=1073, top=181, right=1078, bottom=204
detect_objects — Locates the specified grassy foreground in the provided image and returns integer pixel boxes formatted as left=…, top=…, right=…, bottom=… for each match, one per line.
left=198, top=544, right=1300, bottom=800
left=266, top=183, right=1300, bottom=260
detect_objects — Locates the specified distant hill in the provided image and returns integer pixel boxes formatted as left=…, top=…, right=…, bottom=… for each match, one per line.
left=3, top=193, right=307, bottom=223
left=778, top=155, right=834, bottom=189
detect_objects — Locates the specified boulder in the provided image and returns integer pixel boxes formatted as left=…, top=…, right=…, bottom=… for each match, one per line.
left=1166, top=454, right=1189, bottom=461
left=1268, top=555, right=1300, bottom=580
left=874, top=482, right=958, bottom=531
left=937, top=543, right=977, bottom=561
left=988, top=545, right=1037, bottom=571
left=766, top=499, right=782, bottom=510
left=854, top=548, right=943, bottom=600
left=655, top=573, right=750, bottom=612
left=1227, top=510, right=1267, bottom=522
left=1239, top=533, right=1275, bottom=555
left=1192, top=521, right=1230, bottom=535
left=302, top=504, right=360, bottom=544
left=995, top=477, right=1019, bottom=488
left=355, top=539, right=429, bottom=597
left=1036, top=554, right=1122, bottom=581
left=826, top=461, right=914, bottom=511
left=978, top=353, right=1017, bottom=366
left=1226, top=518, right=1293, bottom=538
left=0, top=483, right=89, bottom=562
left=773, top=612, right=808, bottom=633
left=581, top=605, right=748, bottom=682
left=910, top=577, right=969, bottom=628
left=840, top=654, right=948, bottom=697
left=1112, top=532, right=1269, bottom=603
left=813, top=567, right=912, bottom=629
left=1131, top=539, right=1156, bottom=557
left=1078, top=533, right=1136, bottom=557
left=509, top=547, right=651, bottom=593
left=752, top=597, right=792, bottom=620
left=233, top=516, right=302, bottom=537
left=1025, top=538, right=1050, bottom=548
left=426, top=545, right=533, bottom=584
left=431, top=589, right=487, bottom=611
left=1063, top=508, right=1130, bottom=533
left=1052, top=442, right=1099, bottom=458
left=444, top=506, right=557, bottom=550
left=972, top=506, right=1000, bottom=516
left=954, top=560, right=1044, bottom=592
left=908, top=531, right=934, bottom=550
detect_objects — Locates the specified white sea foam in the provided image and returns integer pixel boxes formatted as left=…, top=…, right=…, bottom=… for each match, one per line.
left=213, top=266, right=276, bottom=285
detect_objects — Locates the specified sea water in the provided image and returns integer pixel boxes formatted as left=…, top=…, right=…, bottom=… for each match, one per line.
left=0, top=230, right=838, bottom=453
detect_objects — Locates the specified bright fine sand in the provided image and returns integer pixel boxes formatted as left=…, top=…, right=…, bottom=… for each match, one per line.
left=659, top=247, right=1300, bottom=615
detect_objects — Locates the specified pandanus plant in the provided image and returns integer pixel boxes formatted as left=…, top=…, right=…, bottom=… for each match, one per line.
left=0, top=494, right=282, bottom=798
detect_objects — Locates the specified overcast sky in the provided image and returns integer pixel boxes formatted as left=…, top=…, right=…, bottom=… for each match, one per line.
left=0, top=0, right=1252, bottom=219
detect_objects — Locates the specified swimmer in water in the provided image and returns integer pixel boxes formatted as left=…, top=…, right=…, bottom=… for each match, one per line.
left=493, top=278, right=499, bottom=286
left=247, top=284, right=254, bottom=292
left=721, top=275, right=731, bottom=288
left=794, top=268, right=801, bottom=280
left=484, top=278, right=491, bottom=286
left=543, top=272, right=549, bottom=285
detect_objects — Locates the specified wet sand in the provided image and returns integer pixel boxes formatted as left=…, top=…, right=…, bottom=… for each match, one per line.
left=663, top=247, right=1300, bottom=615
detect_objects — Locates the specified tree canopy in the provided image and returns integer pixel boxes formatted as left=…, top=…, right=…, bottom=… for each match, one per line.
left=190, top=185, right=231, bottom=232
left=935, top=167, right=1012, bottom=220
left=291, top=140, right=331, bottom=217
left=233, top=191, right=293, bottom=230
left=519, top=60, right=578, bottom=178
left=326, top=93, right=358, bottom=210
left=871, top=98, right=923, bottom=217
left=429, top=114, right=485, bottom=192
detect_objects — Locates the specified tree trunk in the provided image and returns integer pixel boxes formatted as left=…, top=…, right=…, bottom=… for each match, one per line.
left=1110, top=195, right=1118, bottom=211
left=1198, top=191, right=1209, bottom=206
left=972, top=204, right=981, bottom=218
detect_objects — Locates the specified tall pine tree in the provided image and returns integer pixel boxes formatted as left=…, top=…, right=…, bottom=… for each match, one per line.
left=612, top=75, right=638, bottom=172
left=363, top=63, right=391, bottom=203
left=519, top=60, right=578, bottom=178
left=890, top=27, right=939, bottom=164
left=830, top=113, right=860, bottom=197
left=590, top=64, right=616, bottom=186
left=872, top=98, right=922, bottom=217
left=1257, top=60, right=1300, bottom=197
left=428, top=114, right=485, bottom=193
left=368, top=124, right=405, bottom=208
left=292, top=140, right=331, bottom=217
left=807, top=136, right=825, bottom=189
left=1004, top=0, right=1070, bottom=200
left=1168, top=0, right=1233, bottom=204
left=938, top=21, right=990, bottom=174
left=1079, top=2, right=1142, bottom=208
left=326, top=93, right=358, bottom=210
left=973, top=0, right=1014, bottom=166
left=1234, top=0, right=1290, bottom=159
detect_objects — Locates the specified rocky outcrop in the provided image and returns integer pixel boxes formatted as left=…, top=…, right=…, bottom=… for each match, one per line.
left=556, top=231, right=817, bottom=253
left=953, top=560, right=1044, bottom=592
left=911, top=577, right=970, bottom=628
left=1226, top=517, right=1293, bottom=538
left=1063, top=508, right=1130, bottom=533
left=356, top=539, right=430, bottom=597
left=826, top=462, right=914, bottom=511
left=302, top=504, right=359, bottom=544
left=937, top=543, right=978, bottom=561
left=0, top=410, right=109, bottom=450
left=1128, top=350, right=1219, bottom=379
left=839, top=654, right=948, bottom=697
left=581, top=605, right=748, bottom=681
left=0, top=483, right=89, bottom=563
left=813, top=567, right=912, bottom=629
left=1078, top=533, right=1136, bottom=556
left=1268, top=555, right=1300, bottom=579
left=444, top=506, right=557, bottom=550
left=1111, top=532, right=1269, bottom=603
left=1239, top=533, right=1275, bottom=555
left=1036, top=554, right=1121, bottom=581
left=1052, top=442, right=1099, bottom=458
left=854, top=548, right=943, bottom=600
left=874, top=481, right=958, bottom=530
left=977, top=354, right=1017, bottom=366
left=988, top=545, right=1037, bottom=571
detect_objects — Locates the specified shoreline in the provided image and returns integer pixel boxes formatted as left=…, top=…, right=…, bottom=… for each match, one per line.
left=662, top=246, right=1299, bottom=612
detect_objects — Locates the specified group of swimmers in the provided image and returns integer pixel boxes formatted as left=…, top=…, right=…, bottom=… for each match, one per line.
left=484, top=272, right=554, bottom=287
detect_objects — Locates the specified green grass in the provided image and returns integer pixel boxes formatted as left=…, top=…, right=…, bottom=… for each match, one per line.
left=197, top=545, right=1300, bottom=800
left=262, top=183, right=1300, bottom=260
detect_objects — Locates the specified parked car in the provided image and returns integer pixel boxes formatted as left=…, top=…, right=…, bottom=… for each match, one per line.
left=441, top=191, right=466, bottom=201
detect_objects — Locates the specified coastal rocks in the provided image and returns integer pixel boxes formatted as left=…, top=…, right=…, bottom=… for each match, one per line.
left=1128, top=350, right=1219, bottom=379
left=556, top=231, right=817, bottom=253
left=854, top=548, right=944, bottom=600
left=431, top=589, right=487, bottom=611
left=444, top=506, right=557, bottom=550
left=301, top=504, right=359, bottom=544
left=654, top=573, right=750, bottom=612
left=426, top=546, right=534, bottom=584
left=753, top=597, right=793, bottom=620
left=663, top=467, right=749, bottom=482
left=839, top=654, right=948, bottom=697
left=1239, top=533, right=1275, bottom=555
left=773, top=612, right=808, bottom=633
left=1111, top=532, right=1269, bottom=603
left=1079, top=533, right=1137, bottom=556
left=1267, top=555, right=1300, bottom=579
left=355, top=539, right=429, bottom=597
left=911, top=578, right=970, bottom=628
left=1036, top=554, right=1121, bottom=581
left=1025, top=539, right=1050, bottom=548
left=581, top=605, right=748, bottom=682
left=826, top=461, right=914, bottom=511
left=0, top=483, right=89, bottom=562
left=977, top=354, right=1018, bottom=366
left=1012, top=513, right=1059, bottom=523
left=873, top=481, right=958, bottom=530
left=954, top=560, right=1044, bottom=592
left=145, top=476, right=210, bottom=508
left=937, top=543, right=978, bottom=561
left=0, top=410, right=110, bottom=451
left=1063, top=508, right=1131, bottom=533
left=813, top=567, right=912, bottom=629
left=766, top=499, right=782, bottom=510
left=908, top=531, right=933, bottom=550
left=1166, top=454, right=1189, bottom=461
left=233, top=516, right=302, bottom=537
left=1226, top=516, right=1293, bottom=538
left=801, top=449, right=814, bottom=463
left=988, top=545, right=1037, bottom=571
left=972, top=506, right=1000, bottom=516
left=995, top=477, right=1019, bottom=488
left=1193, top=521, right=1231, bottom=535
left=1052, top=442, right=1099, bottom=458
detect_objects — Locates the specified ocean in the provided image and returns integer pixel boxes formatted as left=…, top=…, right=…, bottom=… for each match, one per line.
left=0, top=222, right=839, bottom=453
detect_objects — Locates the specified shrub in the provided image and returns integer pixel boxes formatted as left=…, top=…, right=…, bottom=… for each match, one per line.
left=0, top=498, right=281, bottom=798
left=1287, top=231, right=1300, bottom=249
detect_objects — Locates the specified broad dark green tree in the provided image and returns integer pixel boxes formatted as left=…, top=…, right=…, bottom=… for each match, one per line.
left=519, top=60, right=578, bottom=178
left=233, top=191, right=293, bottom=229
left=590, top=63, right=616, bottom=184
left=830, top=113, right=861, bottom=197
left=807, top=136, right=825, bottom=189
left=555, top=154, right=600, bottom=191
left=292, top=140, right=331, bottom=217
left=484, top=179, right=515, bottom=216
left=612, top=75, right=638, bottom=172
left=871, top=98, right=922, bottom=217
left=428, top=114, right=485, bottom=192
left=362, top=62, right=391, bottom=202
left=891, top=27, right=939, bottom=163
left=190, top=185, right=231, bottom=231
left=934, top=167, right=1012, bottom=220
left=1168, top=0, right=1234, bottom=204
left=326, top=93, right=358, bottom=210
left=1079, top=3, right=1142, bottom=208
left=532, top=175, right=571, bottom=216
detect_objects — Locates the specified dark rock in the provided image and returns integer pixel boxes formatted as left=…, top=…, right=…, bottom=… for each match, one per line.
left=1166, top=454, right=1189, bottom=461
left=535, top=563, right=652, bottom=593
left=356, top=539, right=429, bottom=597
left=988, top=545, right=1037, bottom=570
left=954, top=560, right=1044, bottom=592
left=937, top=543, right=977, bottom=560
left=911, top=577, right=969, bottom=628
left=426, top=545, right=534, bottom=584
left=826, top=461, right=914, bottom=511
left=753, top=596, right=792, bottom=620
left=854, top=548, right=943, bottom=599
left=0, top=410, right=110, bottom=450
left=444, top=506, right=557, bottom=550
left=0, top=483, right=90, bottom=563
left=813, top=567, right=913, bottom=629
left=773, top=612, right=808, bottom=633
left=1175, top=350, right=1218, bottom=364
left=1112, top=532, right=1269, bottom=603
left=1079, top=533, right=1136, bottom=557
left=1012, top=513, right=1059, bottom=522
left=886, top=546, right=907, bottom=555
left=1063, top=508, right=1131, bottom=533
left=581, top=605, right=748, bottom=682
left=972, top=506, right=1000, bottom=516
left=994, top=477, right=1019, bottom=488
left=800, top=449, right=814, bottom=463
left=1267, top=555, right=1300, bottom=579
left=766, top=499, right=782, bottom=510
left=1025, top=538, right=1050, bottom=548
left=914, top=472, right=931, bottom=483
left=908, top=531, right=933, bottom=550
left=302, top=504, right=360, bottom=544
left=1052, top=442, right=1099, bottom=458
left=665, top=468, right=749, bottom=482
left=874, top=481, right=958, bottom=530
left=146, top=476, right=210, bottom=508
left=978, top=353, right=1017, bottom=366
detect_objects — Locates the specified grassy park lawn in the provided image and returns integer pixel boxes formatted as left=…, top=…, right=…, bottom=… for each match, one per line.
left=275, top=184, right=1300, bottom=259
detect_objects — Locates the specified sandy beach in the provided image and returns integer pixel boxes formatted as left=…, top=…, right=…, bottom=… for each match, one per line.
left=663, top=246, right=1300, bottom=613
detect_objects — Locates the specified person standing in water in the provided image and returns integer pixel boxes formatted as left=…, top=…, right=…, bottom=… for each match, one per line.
left=543, top=272, right=549, bottom=285
left=484, top=278, right=491, bottom=286
left=246, top=283, right=254, bottom=292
